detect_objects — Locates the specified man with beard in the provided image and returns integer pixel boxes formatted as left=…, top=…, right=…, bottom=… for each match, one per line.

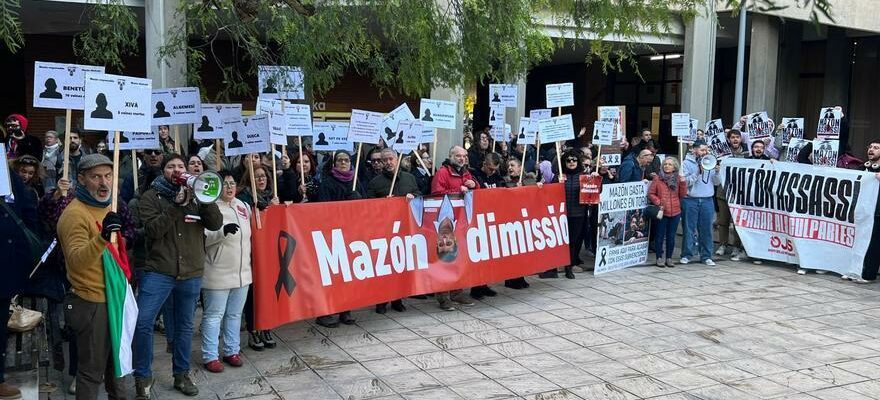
left=367, top=148, right=419, bottom=313
left=472, top=152, right=505, bottom=189
left=56, top=154, right=131, bottom=399
left=430, top=146, right=477, bottom=310
left=856, top=139, right=880, bottom=283
left=54, top=129, right=86, bottom=187
left=749, top=140, right=771, bottom=160
left=121, top=149, right=164, bottom=204
left=715, top=129, right=749, bottom=261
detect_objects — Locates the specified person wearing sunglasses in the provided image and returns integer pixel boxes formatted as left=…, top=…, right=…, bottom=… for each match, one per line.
left=121, top=148, right=164, bottom=204
left=539, top=149, right=590, bottom=279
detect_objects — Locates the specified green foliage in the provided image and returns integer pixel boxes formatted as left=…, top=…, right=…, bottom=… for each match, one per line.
left=72, top=0, right=140, bottom=72
left=0, top=0, right=23, bottom=53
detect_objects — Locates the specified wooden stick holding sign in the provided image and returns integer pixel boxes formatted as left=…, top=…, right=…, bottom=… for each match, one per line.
left=412, top=149, right=431, bottom=174
left=555, top=106, right=563, bottom=176
left=248, top=156, right=263, bottom=230
left=214, top=139, right=222, bottom=171
left=352, top=142, right=363, bottom=191
left=270, top=144, right=278, bottom=199
left=173, top=125, right=181, bottom=154
left=387, top=152, right=404, bottom=197
left=110, top=131, right=121, bottom=244
left=132, top=149, right=138, bottom=193
left=432, top=130, right=438, bottom=173
left=518, top=142, right=529, bottom=184
left=61, top=109, right=72, bottom=196
left=298, top=136, right=305, bottom=185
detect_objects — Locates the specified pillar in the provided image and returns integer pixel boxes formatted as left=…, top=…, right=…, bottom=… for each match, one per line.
left=822, top=27, right=850, bottom=107
left=746, top=14, right=780, bottom=117
left=681, top=3, right=717, bottom=125
left=774, top=21, right=802, bottom=118
left=430, top=86, right=466, bottom=162
left=508, top=78, right=527, bottom=139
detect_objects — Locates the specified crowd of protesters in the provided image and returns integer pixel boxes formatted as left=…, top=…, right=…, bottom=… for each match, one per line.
left=2, top=111, right=880, bottom=400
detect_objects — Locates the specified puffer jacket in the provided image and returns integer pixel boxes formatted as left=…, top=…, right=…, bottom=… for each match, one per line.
left=648, top=175, right=688, bottom=217
left=203, top=198, right=253, bottom=290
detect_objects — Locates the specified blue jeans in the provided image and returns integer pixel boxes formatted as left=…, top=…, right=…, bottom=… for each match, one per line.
left=201, top=286, right=249, bottom=362
left=161, top=293, right=175, bottom=345
left=134, top=272, right=201, bottom=377
left=654, top=215, right=682, bottom=260
left=681, top=197, right=715, bottom=261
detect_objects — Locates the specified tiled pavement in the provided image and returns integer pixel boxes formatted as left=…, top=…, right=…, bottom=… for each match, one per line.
left=28, top=257, right=880, bottom=399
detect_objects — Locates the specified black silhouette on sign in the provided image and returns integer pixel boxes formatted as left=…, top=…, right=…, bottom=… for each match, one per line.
left=90, top=93, right=113, bottom=119
left=39, top=78, right=63, bottom=99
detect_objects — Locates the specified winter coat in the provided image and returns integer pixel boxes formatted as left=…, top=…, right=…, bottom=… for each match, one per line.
left=472, top=169, right=505, bottom=189
left=367, top=170, right=421, bottom=198
left=203, top=198, right=253, bottom=290
left=0, top=173, right=38, bottom=298
left=138, top=188, right=223, bottom=279
left=648, top=175, right=688, bottom=218
left=617, top=154, right=645, bottom=183
left=318, top=173, right=364, bottom=202
left=431, top=162, right=474, bottom=195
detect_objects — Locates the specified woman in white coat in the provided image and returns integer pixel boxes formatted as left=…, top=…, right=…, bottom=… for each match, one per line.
left=200, top=170, right=253, bottom=373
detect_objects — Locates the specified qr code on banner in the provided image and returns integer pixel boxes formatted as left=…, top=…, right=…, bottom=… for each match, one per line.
left=601, top=153, right=621, bottom=166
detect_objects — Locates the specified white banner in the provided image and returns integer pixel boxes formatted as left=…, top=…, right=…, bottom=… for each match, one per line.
left=151, top=87, right=201, bottom=125
left=720, top=158, right=879, bottom=277
left=33, top=62, right=105, bottom=110
left=594, top=181, right=650, bottom=275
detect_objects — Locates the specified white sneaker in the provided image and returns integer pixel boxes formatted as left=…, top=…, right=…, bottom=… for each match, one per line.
left=841, top=275, right=851, bottom=280
left=715, top=245, right=727, bottom=256
left=704, top=259, right=716, bottom=266
left=797, top=269, right=807, bottom=275
left=68, top=380, right=76, bottom=395
left=753, top=260, right=763, bottom=265
left=730, top=249, right=742, bottom=261
left=679, top=257, right=690, bottom=265
left=815, top=270, right=827, bottom=275
left=851, top=277, right=872, bottom=284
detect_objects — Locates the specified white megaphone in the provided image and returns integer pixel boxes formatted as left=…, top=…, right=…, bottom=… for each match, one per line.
left=174, top=171, right=222, bottom=203
left=700, top=154, right=718, bottom=170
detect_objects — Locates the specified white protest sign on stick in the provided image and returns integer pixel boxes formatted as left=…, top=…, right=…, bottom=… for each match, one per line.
left=781, top=117, right=805, bottom=145
left=0, top=144, right=10, bottom=197
left=598, top=106, right=624, bottom=141
left=592, top=121, right=614, bottom=146
left=545, top=83, right=574, bottom=108
left=349, top=109, right=384, bottom=144
left=195, top=104, right=242, bottom=140
left=538, top=114, right=574, bottom=143
left=529, top=109, right=551, bottom=121
left=744, top=111, right=774, bottom=139
left=517, top=117, right=538, bottom=144
left=33, top=62, right=105, bottom=110
left=488, top=104, right=506, bottom=127
left=151, top=87, right=201, bottom=126
left=380, top=103, right=416, bottom=144
left=594, top=181, right=650, bottom=275
left=817, top=106, right=843, bottom=140
left=680, top=118, right=699, bottom=144
left=83, top=73, right=152, bottom=133
left=488, top=84, right=517, bottom=108
left=223, top=114, right=270, bottom=156
left=257, top=65, right=305, bottom=100
left=419, top=99, right=457, bottom=129
left=283, top=103, right=312, bottom=137
left=107, top=129, right=160, bottom=151
left=256, top=99, right=287, bottom=146
left=419, top=127, right=435, bottom=144
left=312, top=122, right=352, bottom=152
left=671, top=113, right=690, bottom=137
left=391, top=120, right=421, bottom=154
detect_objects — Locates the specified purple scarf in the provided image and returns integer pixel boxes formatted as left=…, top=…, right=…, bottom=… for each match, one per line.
left=331, top=168, right=355, bottom=182
left=539, top=161, right=555, bottom=183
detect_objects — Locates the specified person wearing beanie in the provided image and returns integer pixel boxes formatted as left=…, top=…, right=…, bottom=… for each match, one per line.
left=4, top=114, right=43, bottom=160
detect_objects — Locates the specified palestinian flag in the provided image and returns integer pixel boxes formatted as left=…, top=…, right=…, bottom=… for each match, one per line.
left=102, top=238, right=138, bottom=377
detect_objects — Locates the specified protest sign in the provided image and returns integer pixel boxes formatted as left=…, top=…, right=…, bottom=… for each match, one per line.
left=390, top=120, right=421, bottom=154
left=223, top=114, right=270, bottom=156
left=283, top=103, right=312, bottom=137
left=380, top=103, right=416, bottom=145
left=545, top=83, right=574, bottom=108
left=705, top=119, right=724, bottom=137
left=257, top=65, right=305, bottom=100
left=812, top=139, right=839, bottom=167
left=529, top=109, right=551, bottom=121
left=0, top=144, right=10, bottom=197
left=671, top=113, right=690, bottom=137
left=419, top=99, right=457, bottom=129
left=781, top=117, right=804, bottom=145
left=348, top=109, right=384, bottom=144
left=488, top=84, right=517, bottom=108
left=517, top=117, right=538, bottom=144
left=720, top=158, right=878, bottom=277
left=785, top=138, right=810, bottom=163
left=419, top=127, right=435, bottom=144
left=151, top=87, right=201, bottom=125
left=579, top=175, right=602, bottom=205
left=817, top=106, right=843, bottom=140
left=106, top=129, right=159, bottom=151
left=312, top=122, right=351, bottom=152
left=250, top=185, right=569, bottom=328
left=538, top=114, right=574, bottom=143
left=601, top=153, right=622, bottom=167
left=679, top=118, right=699, bottom=143
left=33, top=62, right=105, bottom=110
left=256, top=99, right=287, bottom=146
left=489, top=104, right=506, bottom=127
left=744, top=111, right=774, bottom=139
left=598, top=106, right=625, bottom=141
left=707, top=131, right=733, bottom=159
left=594, top=181, right=650, bottom=275
left=83, top=73, right=152, bottom=133
left=195, top=104, right=242, bottom=140
left=592, top=121, right=614, bottom=146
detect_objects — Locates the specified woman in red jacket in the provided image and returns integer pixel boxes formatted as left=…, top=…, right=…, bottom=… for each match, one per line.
left=648, top=157, right=688, bottom=268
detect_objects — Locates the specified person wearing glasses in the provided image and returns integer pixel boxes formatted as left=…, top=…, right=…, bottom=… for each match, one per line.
left=279, top=150, right=319, bottom=203
left=618, top=148, right=654, bottom=183
left=540, top=149, right=591, bottom=279
left=201, top=171, right=253, bottom=373
left=359, top=147, right=385, bottom=184
left=12, top=154, right=45, bottom=200
left=409, top=150, right=432, bottom=195
left=315, top=151, right=364, bottom=327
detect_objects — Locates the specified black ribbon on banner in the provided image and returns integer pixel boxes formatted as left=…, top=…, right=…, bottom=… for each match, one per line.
left=598, top=247, right=608, bottom=267
left=276, top=231, right=297, bottom=297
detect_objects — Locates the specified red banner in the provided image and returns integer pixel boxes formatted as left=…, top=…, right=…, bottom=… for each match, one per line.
left=251, top=185, right=570, bottom=329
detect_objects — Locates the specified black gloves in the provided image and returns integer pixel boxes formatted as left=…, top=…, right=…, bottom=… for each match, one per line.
left=223, top=223, right=240, bottom=236
left=101, top=212, right=123, bottom=241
